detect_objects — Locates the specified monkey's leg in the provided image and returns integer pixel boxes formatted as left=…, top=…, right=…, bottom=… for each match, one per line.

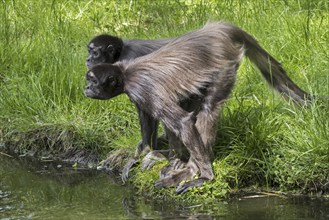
left=175, top=107, right=221, bottom=193
left=141, top=127, right=188, bottom=178
left=154, top=109, right=214, bottom=191
left=158, top=96, right=216, bottom=180
left=156, top=71, right=233, bottom=192
left=159, top=128, right=189, bottom=178
left=194, top=106, right=221, bottom=160
left=159, top=95, right=216, bottom=179
left=136, top=106, right=159, bottom=152
left=139, top=124, right=172, bottom=171
left=157, top=111, right=219, bottom=192
left=175, top=68, right=235, bottom=193
left=121, top=107, right=159, bottom=182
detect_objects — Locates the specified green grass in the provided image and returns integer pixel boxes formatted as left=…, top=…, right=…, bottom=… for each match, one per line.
left=0, top=0, right=328, bottom=201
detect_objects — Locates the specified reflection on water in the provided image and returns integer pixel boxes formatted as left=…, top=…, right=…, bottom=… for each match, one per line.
left=1, top=155, right=329, bottom=219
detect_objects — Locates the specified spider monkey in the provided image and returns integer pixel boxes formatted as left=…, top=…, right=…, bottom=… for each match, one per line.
left=85, top=21, right=313, bottom=193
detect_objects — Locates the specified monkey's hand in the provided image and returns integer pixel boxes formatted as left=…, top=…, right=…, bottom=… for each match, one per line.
left=121, top=143, right=150, bottom=183
left=155, top=165, right=197, bottom=189
left=175, top=178, right=207, bottom=194
left=122, top=149, right=169, bottom=183
left=141, top=150, right=167, bottom=171
left=97, top=149, right=131, bottom=174
left=121, top=157, right=138, bottom=183
left=160, top=158, right=187, bottom=179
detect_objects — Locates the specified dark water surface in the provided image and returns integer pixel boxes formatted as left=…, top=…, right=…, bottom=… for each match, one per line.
left=1, top=155, right=328, bottom=220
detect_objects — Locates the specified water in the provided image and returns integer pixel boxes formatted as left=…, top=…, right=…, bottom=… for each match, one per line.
left=1, top=155, right=329, bottom=219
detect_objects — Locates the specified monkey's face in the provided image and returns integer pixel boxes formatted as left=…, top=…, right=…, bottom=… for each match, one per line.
left=86, top=43, right=115, bottom=70
left=85, top=64, right=123, bottom=100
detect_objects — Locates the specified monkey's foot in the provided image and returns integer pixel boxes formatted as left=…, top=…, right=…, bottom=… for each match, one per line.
left=141, top=150, right=168, bottom=171
left=122, top=149, right=169, bottom=183
left=121, top=157, right=138, bottom=183
left=160, top=158, right=187, bottom=179
left=155, top=165, right=197, bottom=188
left=97, top=149, right=130, bottom=173
left=176, top=178, right=207, bottom=194
left=121, top=145, right=152, bottom=183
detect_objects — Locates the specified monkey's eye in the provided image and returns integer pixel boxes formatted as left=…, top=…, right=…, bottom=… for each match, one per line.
left=92, top=79, right=98, bottom=84
left=93, top=50, right=101, bottom=58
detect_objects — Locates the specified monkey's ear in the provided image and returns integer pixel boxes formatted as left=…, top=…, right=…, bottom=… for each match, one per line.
left=106, top=45, right=114, bottom=54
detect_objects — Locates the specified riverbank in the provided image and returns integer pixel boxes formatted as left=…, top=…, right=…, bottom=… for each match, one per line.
left=2, top=155, right=328, bottom=219
left=1, top=1, right=329, bottom=202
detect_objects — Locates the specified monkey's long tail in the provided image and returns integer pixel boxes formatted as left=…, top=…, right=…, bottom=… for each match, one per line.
left=228, top=23, right=314, bottom=105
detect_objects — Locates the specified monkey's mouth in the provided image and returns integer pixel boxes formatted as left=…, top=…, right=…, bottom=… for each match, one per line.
left=86, top=62, right=93, bottom=70
left=84, top=88, right=96, bottom=98
left=84, top=89, right=109, bottom=100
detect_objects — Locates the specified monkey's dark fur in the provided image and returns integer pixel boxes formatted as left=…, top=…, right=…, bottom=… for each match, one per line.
left=85, top=21, right=313, bottom=193
left=86, top=35, right=172, bottom=69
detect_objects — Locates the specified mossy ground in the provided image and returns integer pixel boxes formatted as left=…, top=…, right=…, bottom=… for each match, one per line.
left=1, top=1, right=328, bottom=202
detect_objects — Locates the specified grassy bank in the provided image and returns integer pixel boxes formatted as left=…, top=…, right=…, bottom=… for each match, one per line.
left=1, top=0, right=328, bottom=202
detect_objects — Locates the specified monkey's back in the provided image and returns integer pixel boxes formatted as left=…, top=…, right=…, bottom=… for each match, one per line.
left=122, top=22, right=245, bottom=105
left=120, top=39, right=172, bottom=61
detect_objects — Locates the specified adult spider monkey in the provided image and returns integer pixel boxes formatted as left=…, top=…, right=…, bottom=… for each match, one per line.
left=85, top=21, right=313, bottom=193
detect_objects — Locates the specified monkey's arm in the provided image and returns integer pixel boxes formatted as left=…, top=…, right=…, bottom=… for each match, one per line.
left=136, top=106, right=159, bottom=152
left=148, top=101, right=214, bottom=193
left=121, top=107, right=162, bottom=182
